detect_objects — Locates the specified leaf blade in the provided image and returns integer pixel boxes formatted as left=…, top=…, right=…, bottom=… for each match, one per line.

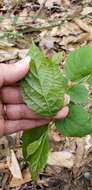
left=28, top=131, right=48, bottom=180
left=52, top=52, right=63, bottom=65
left=22, top=125, right=48, bottom=180
left=55, top=104, right=92, bottom=137
left=21, top=41, right=65, bottom=117
left=67, top=84, right=88, bottom=104
left=22, top=126, right=48, bottom=158
left=87, top=75, right=92, bottom=86
left=64, top=45, right=92, bottom=81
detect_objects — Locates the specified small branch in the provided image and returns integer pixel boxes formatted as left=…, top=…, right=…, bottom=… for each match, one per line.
left=0, top=16, right=71, bottom=39
left=22, top=18, right=67, bottom=34
left=37, top=0, right=48, bottom=16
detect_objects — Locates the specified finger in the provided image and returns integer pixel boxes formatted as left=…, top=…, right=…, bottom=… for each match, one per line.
left=6, top=104, right=39, bottom=119
left=1, top=86, right=23, bottom=104
left=54, top=106, right=69, bottom=119
left=3, top=119, right=49, bottom=136
left=6, top=104, right=69, bottom=120
left=0, top=56, right=30, bottom=87
left=64, top=94, right=70, bottom=106
left=0, top=119, right=5, bottom=137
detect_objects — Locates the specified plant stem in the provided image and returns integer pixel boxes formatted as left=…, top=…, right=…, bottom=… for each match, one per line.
left=22, top=18, right=67, bottom=34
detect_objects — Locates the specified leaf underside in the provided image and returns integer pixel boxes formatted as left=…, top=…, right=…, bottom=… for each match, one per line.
left=22, top=125, right=48, bottom=180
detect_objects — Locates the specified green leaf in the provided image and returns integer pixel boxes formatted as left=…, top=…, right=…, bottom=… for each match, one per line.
left=55, top=104, right=92, bottom=137
left=67, top=84, right=88, bottom=104
left=64, top=45, right=92, bottom=81
left=22, top=125, right=48, bottom=180
left=22, top=126, right=48, bottom=158
left=27, top=137, right=42, bottom=157
left=28, top=132, right=48, bottom=180
left=52, top=52, right=63, bottom=65
left=87, top=75, right=92, bottom=86
left=21, top=41, right=65, bottom=117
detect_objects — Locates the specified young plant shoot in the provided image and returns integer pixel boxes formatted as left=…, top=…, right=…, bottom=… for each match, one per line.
left=20, top=42, right=92, bottom=180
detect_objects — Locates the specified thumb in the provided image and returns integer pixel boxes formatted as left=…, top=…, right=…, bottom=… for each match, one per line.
left=0, top=56, right=31, bottom=87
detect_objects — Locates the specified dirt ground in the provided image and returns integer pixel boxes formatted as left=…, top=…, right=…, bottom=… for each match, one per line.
left=0, top=0, right=92, bottom=189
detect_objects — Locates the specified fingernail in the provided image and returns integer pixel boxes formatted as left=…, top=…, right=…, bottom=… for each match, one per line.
left=18, top=56, right=31, bottom=71
left=66, top=94, right=70, bottom=104
left=60, top=106, right=69, bottom=117
left=54, top=106, right=69, bottom=119
left=24, top=56, right=31, bottom=69
left=65, top=106, right=69, bottom=115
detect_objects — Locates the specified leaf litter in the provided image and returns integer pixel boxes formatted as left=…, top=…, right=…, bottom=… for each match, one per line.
left=0, top=0, right=92, bottom=189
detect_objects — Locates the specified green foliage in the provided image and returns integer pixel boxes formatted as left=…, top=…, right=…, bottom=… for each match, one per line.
left=87, top=75, right=92, bottom=86
left=21, top=41, right=65, bottom=117
left=22, top=125, right=48, bottom=180
left=21, top=42, right=92, bottom=180
left=64, top=45, right=92, bottom=81
left=52, top=52, right=63, bottom=65
left=55, top=104, right=92, bottom=137
left=67, top=84, right=88, bottom=104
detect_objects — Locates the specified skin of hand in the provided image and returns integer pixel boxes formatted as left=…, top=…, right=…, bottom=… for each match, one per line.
left=0, top=56, right=69, bottom=137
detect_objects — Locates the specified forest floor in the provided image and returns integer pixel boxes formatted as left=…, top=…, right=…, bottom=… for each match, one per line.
left=0, top=0, right=92, bottom=189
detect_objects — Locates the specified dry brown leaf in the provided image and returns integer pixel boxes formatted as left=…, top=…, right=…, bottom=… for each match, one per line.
left=0, top=40, right=14, bottom=48
left=2, top=0, right=25, bottom=9
left=38, top=0, right=70, bottom=8
left=82, top=7, right=92, bottom=16
left=0, top=163, right=8, bottom=170
left=74, top=18, right=92, bottom=33
left=10, top=169, right=31, bottom=188
left=74, top=137, right=87, bottom=169
left=38, top=0, right=61, bottom=8
left=61, top=32, right=92, bottom=47
left=76, top=33, right=92, bottom=43
left=0, top=48, right=18, bottom=62
left=51, top=22, right=81, bottom=37
left=0, top=18, right=13, bottom=30
left=61, top=0, right=70, bottom=7
left=48, top=151, right=74, bottom=168
left=18, top=49, right=28, bottom=59
left=50, top=131, right=61, bottom=142
left=85, top=135, right=92, bottom=152
left=7, top=149, right=22, bottom=179
left=60, top=35, right=77, bottom=47
left=2, top=172, right=9, bottom=189
left=0, top=137, right=10, bottom=160
left=39, top=36, right=54, bottom=49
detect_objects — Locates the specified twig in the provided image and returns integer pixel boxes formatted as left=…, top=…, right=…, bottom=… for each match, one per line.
left=37, top=0, right=48, bottom=16
left=0, top=16, right=71, bottom=38
left=32, top=181, right=37, bottom=190
left=22, top=18, right=68, bottom=34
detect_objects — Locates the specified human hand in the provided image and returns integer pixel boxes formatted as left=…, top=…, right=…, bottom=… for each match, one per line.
left=0, top=57, right=69, bottom=136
